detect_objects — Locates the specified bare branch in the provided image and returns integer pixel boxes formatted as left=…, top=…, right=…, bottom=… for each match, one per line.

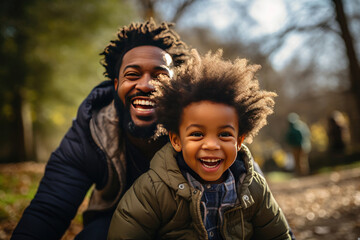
left=263, top=17, right=337, bottom=55
left=170, top=0, right=198, bottom=23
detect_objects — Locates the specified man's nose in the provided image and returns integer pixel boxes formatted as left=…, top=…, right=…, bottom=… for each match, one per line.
left=135, top=73, right=155, bottom=92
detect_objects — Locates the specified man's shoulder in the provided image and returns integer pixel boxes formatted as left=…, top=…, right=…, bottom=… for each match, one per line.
left=76, top=80, right=114, bottom=125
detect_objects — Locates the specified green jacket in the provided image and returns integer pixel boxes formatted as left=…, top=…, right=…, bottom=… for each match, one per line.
left=108, top=143, right=291, bottom=240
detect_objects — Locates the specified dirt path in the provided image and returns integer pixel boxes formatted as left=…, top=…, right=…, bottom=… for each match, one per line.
left=1, top=162, right=359, bottom=240
left=268, top=167, right=360, bottom=240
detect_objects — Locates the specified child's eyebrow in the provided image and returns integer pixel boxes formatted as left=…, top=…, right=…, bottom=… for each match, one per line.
left=185, top=124, right=203, bottom=131
left=185, top=124, right=235, bottom=131
left=219, top=125, right=236, bottom=131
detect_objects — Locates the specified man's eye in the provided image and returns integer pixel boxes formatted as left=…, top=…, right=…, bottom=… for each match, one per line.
left=125, top=72, right=140, bottom=79
left=190, top=132, right=203, bottom=137
left=153, top=72, right=170, bottom=79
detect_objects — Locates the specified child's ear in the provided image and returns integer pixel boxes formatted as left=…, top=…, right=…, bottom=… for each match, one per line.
left=237, top=135, right=246, bottom=151
left=169, top=131, right=182, bottom=152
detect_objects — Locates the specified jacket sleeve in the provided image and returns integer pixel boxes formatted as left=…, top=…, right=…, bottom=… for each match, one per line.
left=108, top=172, right=162, bottom=240
left=11, top=118, right=104, bottom=240
left=251, top=174, right=291, bottom=240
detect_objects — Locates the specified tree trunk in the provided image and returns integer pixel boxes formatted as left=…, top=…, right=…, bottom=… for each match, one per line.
left=332, top=0, right=360, bottom=143
left=12, top=89, right=27, bottom=162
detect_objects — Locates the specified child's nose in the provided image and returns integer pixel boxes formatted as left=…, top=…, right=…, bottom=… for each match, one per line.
left=202, top=137, right=220, bottom=150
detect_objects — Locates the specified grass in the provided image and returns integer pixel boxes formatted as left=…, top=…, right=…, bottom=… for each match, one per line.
left=265, top=160, right=360, bottom=183
left=315, top=160, right=360, bottom=174
left=0, top=164, right=94, bottom=239
left=0, top=172, right=42, bottom=222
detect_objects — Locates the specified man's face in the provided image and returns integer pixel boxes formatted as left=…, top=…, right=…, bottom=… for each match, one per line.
left=169, top=101, right=245, bottom=183
left=114, top=45, right=173, bottom=129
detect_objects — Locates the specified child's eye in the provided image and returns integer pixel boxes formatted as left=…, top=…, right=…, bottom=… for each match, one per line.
left=190, top=132, right=203, bottom=137
left=219, top=132, right=232, bottom=138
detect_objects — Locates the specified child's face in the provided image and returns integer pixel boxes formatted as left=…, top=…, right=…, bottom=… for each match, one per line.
left=169, top=100, right=244, bottom=183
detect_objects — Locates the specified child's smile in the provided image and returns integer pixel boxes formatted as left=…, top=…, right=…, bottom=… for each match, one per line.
left=170, top=100, right=244, bottom=183
left=199, top=158, right=223, bottom=169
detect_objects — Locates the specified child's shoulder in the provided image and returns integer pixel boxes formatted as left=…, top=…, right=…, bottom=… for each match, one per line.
left=247, top=171, right=273, bottom=204
left=134, top=169, right=167, bottom=188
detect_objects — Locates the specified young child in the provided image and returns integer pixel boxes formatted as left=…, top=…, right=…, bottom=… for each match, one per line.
left=108, top=50, right=291, bottom=240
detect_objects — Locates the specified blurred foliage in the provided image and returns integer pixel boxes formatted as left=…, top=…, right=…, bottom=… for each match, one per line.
left=0, top=0, right=136, bottom=162
left=272, top=149, right=287, bottom=168
left=310, top=122, right=329, bottom=152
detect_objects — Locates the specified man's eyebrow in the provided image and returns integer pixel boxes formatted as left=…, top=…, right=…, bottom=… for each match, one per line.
left=122, top=65, right=140, bottom=73
left=155, top=65, right=171, bottom=72
left=122, top=65, right=170, bottom=73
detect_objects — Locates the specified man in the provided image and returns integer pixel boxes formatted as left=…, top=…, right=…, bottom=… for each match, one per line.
left=11, top=19, right=189, bottom=240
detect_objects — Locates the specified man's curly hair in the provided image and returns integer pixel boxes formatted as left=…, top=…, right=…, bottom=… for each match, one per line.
left=152, top=49, right=277, bottom=143
left=100, top=18, right=189, bottom=82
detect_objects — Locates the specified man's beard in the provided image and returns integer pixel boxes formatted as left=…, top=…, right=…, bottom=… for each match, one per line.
left=114, top=91, right=158, bottom=140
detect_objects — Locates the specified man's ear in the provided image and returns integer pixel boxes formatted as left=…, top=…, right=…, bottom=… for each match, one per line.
left=237, top=135, right=246, bottom=151
left=169, top=131, right=182, bottom=152
left=114, top=78, right=119, bottom=91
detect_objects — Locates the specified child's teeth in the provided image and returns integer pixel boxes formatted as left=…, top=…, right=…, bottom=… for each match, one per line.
left=200, top=159, right=221, bottom=162
left=199, top=159, right=222, bottom=168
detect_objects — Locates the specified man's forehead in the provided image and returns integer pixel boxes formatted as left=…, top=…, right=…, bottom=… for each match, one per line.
left=121, top=45, right=173, bottom=67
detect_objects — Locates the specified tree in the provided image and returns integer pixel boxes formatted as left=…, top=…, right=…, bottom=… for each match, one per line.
left=135, top=0, right=199, bottom=22
left=332, top=0, right=360, bottom=122
left=262, top=0, right=360, bottom=142
left=0, top=0, right=134, bottom=162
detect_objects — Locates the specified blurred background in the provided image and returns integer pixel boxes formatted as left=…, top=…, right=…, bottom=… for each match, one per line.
left=0, top=0, right=359, bottom=239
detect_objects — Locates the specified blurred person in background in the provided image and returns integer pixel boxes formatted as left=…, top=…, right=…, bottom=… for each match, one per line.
left=327, top=110, right=350, bottom=154
left=285, top=113, right=311, bottom=176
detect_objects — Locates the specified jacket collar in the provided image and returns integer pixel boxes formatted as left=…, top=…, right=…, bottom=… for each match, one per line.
left=150, top=143, right=192, bottom=199
left=77, top=80, right=114, bottom=127
left=235, top=144, right=255, bottom=208
left=150, top=143, right=256, bottom=208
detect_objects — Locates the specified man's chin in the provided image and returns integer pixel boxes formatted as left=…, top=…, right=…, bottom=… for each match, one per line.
left=125, top=119, right=158, bottom=140
left=131, top=120, right=156, bottom=129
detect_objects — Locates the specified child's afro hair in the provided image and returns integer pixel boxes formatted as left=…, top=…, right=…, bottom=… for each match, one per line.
left=152, top=49, right=277, bottom=143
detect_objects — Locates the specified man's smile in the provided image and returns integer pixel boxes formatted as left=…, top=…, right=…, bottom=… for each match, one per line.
left=132, top=98, right=155, bottom=111
left=130, top=97, right=156, bottom=117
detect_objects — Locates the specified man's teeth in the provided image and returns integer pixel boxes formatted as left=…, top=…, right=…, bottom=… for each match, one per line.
left=133, top=99, right=155, bottom=107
